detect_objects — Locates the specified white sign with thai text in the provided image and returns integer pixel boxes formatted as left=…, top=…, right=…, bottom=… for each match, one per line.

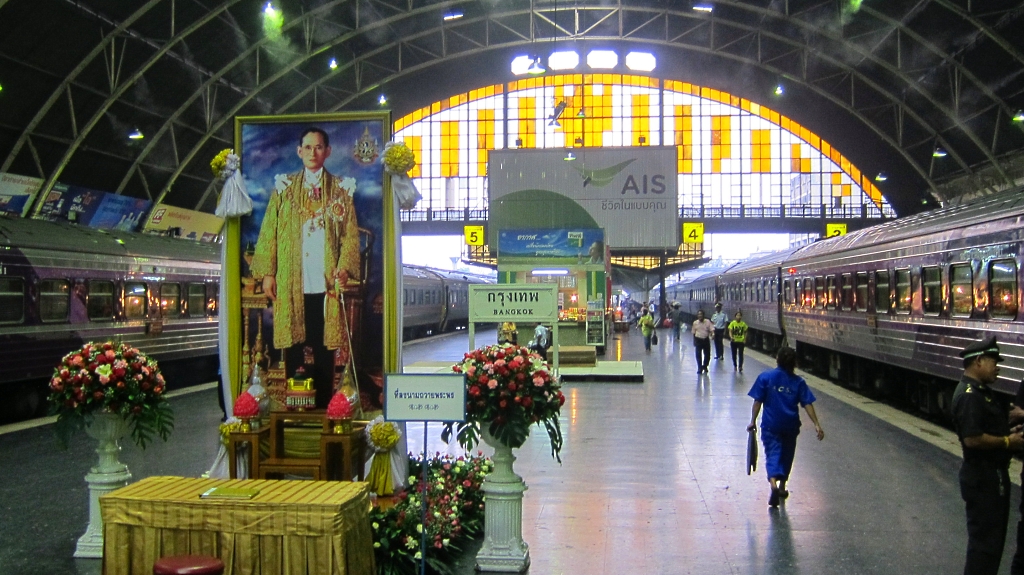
left=384, top=374, right=466, bottom=422
left=469, top=284, right=559, bottom=323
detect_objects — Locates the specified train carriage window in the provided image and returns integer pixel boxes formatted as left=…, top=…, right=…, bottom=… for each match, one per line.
left=840, top=274, right=853, bottom=310
left=784, top=280, right=793, bottom=304
left=922, top=267, right=942, bottom=315
left=895, top=269, right=911, bottom=314
left=826, top=276, right=836, bottom=309
left=989, top=260, right=1018, bottom=319
left=770, top=279, right=776, bottom=302
left=755, top=281, right=762, bottom=302
left=160, top=284, right=180, bottom=316
left=794, top=279, right=803, bottom=306
left=87, top=280, right=114, bottom=321
left=855, top=272, right=868, bottom=311
left=124, top=283, right=148, bottom=319
left=39, top=279, right=70, bottom=323
left=187, top=284, right=207, bottom=318
left=951, top=264, right=973, bottom=317
left=0, top=277, right=25, bottom=324
left=815, top=277, right=825, bottom=308
left=875, top=271, right=891, bottom=313
left=210, top=284, right=219, bottom=316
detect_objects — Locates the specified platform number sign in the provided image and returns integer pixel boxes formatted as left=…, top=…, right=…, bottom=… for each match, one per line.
left=683, top=222, right=704, bottom=244
left=826, top=223, right=848, bottom=237
left=464, top=225, right=485, bottom=246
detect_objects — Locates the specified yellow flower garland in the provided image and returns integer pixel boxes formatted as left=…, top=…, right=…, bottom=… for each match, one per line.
left=382, top=142, right=416, bottom=175
left=210, top=148, right=233, bottom=178
left=365, top=416, right=402, bottom=495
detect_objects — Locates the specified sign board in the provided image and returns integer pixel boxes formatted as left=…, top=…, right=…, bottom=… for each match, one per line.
left=826, top=223, right=848, bottom=237
left=35, top=183, right=152, bottom=231
left=384, top=374, right=466, bottom=422
left=682, top=222, right=704, bottom=244
left=0, top=172, right=42, bottom=217
left=469, top=284, right=558, bottom=323
left=489, top=147, right=678, bottom=250
left=586, top=301, right=605, bottom=346
left=497, top=228, right=604, bottom=264
left=464, top=225, right=485, bottom=246
left=143, top=203, right=225, bottom=242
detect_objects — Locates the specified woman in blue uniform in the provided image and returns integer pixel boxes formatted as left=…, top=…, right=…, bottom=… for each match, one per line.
left=746, top=346, right=825, bottom=507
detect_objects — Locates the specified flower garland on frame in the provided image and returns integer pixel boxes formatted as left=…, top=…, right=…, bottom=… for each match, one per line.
left=366, top=416, right=403, bottom=495
left=382, top=141, right=421, bottom=210
left=210, top=148, right=252, bottom=218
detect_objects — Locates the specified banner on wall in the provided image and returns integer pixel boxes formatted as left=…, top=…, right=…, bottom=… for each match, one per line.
left=0, top=173, right=43, bottom=217
left=143, top=203, right=225, bottom=242
left=497, top=228, right=605, bottom=264
left=488, top=147, right=678, bottom=250
left=35, top=183, right=152, bottom=230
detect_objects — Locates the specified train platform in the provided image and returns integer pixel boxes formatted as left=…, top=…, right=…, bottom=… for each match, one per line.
left=0, top=327, right=1017, bottom=575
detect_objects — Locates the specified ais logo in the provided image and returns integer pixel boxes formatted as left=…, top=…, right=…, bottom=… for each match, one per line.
left=570, top=158, right=666, bottom=194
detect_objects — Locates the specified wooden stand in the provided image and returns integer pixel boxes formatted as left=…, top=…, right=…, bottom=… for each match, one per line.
left=320, top=425, right=367, bottom=481
left=227, top=426, right=270, bottom=479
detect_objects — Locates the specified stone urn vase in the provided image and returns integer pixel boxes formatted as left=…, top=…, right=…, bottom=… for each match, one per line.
left=475, top=426, right=530, bottom=573
left=75, top=411, right=132, bottom=558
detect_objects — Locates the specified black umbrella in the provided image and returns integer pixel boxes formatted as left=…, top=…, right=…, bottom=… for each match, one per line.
left=746, top=428, right=758, bottom=475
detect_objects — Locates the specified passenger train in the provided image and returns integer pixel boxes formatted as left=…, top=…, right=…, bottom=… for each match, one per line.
left=661, top=188, right=1024, bottom=416
left=0, top=215, right=492, bottom=424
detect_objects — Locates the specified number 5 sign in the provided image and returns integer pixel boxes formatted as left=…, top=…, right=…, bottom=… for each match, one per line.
left=682, top=222, right=704, bottom=244
left=464, top=225, right=485, bottom=246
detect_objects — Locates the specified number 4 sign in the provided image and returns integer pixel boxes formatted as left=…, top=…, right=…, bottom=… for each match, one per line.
left=682, top=222, right=704, bottom=244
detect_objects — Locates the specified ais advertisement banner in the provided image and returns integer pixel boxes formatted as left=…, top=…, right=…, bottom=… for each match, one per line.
left=497, top=228, right=605, bottom=264
left=35, top=183, right=152, bottom=230
left=144, top=203, right=224, bottom=242
left=488, top=147, right=678, bottom=250
left=0, top=172, right=42, bottom=217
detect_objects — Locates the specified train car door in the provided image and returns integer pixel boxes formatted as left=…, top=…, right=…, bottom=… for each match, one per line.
left=438, top=283, right=451, bottom=332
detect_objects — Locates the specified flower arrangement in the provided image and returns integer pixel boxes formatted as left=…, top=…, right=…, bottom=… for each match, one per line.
left=366, top=416, right=404, bottom=495
left=444, top=344, right=564, bottom=461
left=233, top=392, right=259, bottom=418
left=382, top=141, right=416, bottom=175
left=48, top=341, right=174, bottom=449
left=327, top=392, right=354, bottom=420
left=209, top=148, right=238, bottom=180
left=370, top=453, right=492, bottom=575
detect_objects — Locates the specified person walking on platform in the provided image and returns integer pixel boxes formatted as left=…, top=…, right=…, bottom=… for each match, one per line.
left=953, top=336, right=1023, bottom=575
left=692, top=309, right=713, bottom=374
left=746, top=346, right=824, bottom=507
left=727, top=311, right=748, bottom=372
left=668, top=302, right=683, bottom=341
left=1009, top=381, right=1024, bottom=575
left=638, top=309, right=656, bottom=353
left=711, top=302, right=728, bottom=360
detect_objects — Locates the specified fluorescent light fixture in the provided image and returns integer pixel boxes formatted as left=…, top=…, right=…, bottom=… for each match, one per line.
left=548, top=51, right=580, bottom=71
left=693, top=4, right=713, bottom=12
left=1014, top=109, right=1024, bottom=122
left=329, top=57, right=338, bottom=70
left=263, top=2, right=276, bottom=16
left=874, top=172, right=888, bottom=182
left=533, top=269, right=569, bottom=275
left=564, top=152, right=576, bottom=161
left=510, top=55, right=533, bottom=76
left=378, top=94, right=387, bottom=105
left=932, top=147, right=947, bottom=158
left=625, top=52, right=657, bottom=72
left=443, top=11, right=463, bottom=21
left=774, top=84, right=784, bottom=96
left=587, top=50, right=618, bottom=69
left=527, top=56, right=546, bottom=74
left=128, top=128, right=144, bottom=140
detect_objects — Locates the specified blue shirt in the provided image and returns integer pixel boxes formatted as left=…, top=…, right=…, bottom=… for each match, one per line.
left=748, top=367, right=816, bottom=433
left=711, top=311, right=728, bottom=329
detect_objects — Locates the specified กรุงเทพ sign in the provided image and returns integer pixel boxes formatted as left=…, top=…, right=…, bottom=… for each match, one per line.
left=469, top=284, right=558, bottom=323
left=384, top=374, right=466, bottom=422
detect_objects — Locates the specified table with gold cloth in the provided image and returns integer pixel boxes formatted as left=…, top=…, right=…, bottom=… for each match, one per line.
left=100, top=476, right=375, bottom=575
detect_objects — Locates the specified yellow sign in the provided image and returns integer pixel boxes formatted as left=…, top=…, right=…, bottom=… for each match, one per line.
left=682, top=222, right=704, bottom=244
left=826, top=223, right=848, bottom=237
left=464, top=225, right=485, bottom=246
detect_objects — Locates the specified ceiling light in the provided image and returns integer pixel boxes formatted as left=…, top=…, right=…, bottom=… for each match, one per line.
left=548, top=51, right=580, bottom=71
left=510, top=55, right=533, bottom=76
left=443, top=11, right=463, bottom=21
left=874, top=172, right=888, bottom=182
left=515, top=138, right=523, bottom=147
left=564, top=152, right=576, bottom=161
left=574, top=137, right=584, bottom=146
left=774, top=84, right=784, bottom=96
left=693, top=4, right=713, bottom=12
left=329, top=57, right=338, bottom=70
left=1013, top=109, right=1024, bottom=122
left=527, top=56, right=546, bottom=75
left=264, top=2, right=276, bottom=15
left=378, top=94, right=387, bottom=105
left=625, top=52, right=657, bottom=72
left=932, top=147, right=947, bottom=158
left=548, top=101, right=567, bottom=127
left=128, top=128, right=144, bottom=140
left=587, top=50, right=618, bottom=69
left=533, top=269, right=569, bottom=275
left=576, top=108, right=586, bottom=118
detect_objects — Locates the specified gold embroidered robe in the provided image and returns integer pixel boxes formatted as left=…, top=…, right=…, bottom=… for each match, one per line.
left=250, top=169, right=361, bottom=351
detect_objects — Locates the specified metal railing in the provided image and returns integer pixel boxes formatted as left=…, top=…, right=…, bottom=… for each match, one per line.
left=400, top=204, right=888, bottom=222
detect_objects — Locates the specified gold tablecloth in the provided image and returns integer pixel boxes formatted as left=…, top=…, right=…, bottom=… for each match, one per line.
left=100, top=476, right=375, bottom=575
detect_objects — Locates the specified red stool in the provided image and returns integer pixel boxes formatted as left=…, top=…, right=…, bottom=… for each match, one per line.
left=153, top=555, right=225, bottom=575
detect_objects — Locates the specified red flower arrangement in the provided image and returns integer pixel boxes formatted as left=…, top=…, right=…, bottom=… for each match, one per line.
left=233, top=392, right=260, bottom=418
left=327, top=392, right=354, bottom=419
left=47, top=341, right=174, bottom=449
left=443, top=344, right=564, bottom=461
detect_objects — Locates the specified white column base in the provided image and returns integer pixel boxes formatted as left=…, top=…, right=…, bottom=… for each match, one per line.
left=74, top=467, right=131, bottom=558
left=476, top=430, right=530, bottom=573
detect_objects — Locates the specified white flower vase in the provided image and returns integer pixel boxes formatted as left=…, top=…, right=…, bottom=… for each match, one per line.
left=75, top=411, right=132, bottom=558
left=476, top=426, right=530, bottom=573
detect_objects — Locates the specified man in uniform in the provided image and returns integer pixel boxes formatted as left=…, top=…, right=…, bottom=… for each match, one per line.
left=953, top=336, right=1023, bottom=575
left=250, top=127, right=362, bottom=408
left=710, top=302, right=728, bottom=360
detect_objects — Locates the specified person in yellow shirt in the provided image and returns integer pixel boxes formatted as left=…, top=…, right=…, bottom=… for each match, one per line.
left=727, top=311, right=749, bottom=372
left=638, top=309, right=656, bottom=352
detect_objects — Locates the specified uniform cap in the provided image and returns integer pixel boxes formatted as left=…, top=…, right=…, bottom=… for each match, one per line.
left=959, top=335, right=1004, bottom=362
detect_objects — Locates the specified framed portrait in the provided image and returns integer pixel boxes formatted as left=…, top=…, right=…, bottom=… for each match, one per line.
left=227, top=112, right=396, bottom=413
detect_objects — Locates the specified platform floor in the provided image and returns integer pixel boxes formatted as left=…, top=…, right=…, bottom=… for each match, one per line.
left=1, top=327, right=1018, bottom=574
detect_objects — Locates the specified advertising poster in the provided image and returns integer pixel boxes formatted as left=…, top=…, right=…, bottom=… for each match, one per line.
left=497, top=228, right=605, bottom=265
left=0, top=172, right=42, bottom=217
left=234, top=112, right=394, bottom=412
left=35, top=183, right=151, bottom=230
left=144, top=203, right=225, bottom=242
left=489, top=147, right=678, bottom=250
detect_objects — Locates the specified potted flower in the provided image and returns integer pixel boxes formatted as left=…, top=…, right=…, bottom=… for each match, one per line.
left=444, top=343, right=564, bottom=461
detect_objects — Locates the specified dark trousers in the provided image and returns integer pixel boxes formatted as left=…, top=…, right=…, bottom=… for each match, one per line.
left=713, top=328, right=725, bottom=359
left=694, top=337, right=710, bottom=372
left=731, top=341, right=745, bottom=369
left=960, top=461, right=1011, bottom=575
left=1011, top=469, right=1024, bottom=575
left=285, top=293, right=336, bottom=409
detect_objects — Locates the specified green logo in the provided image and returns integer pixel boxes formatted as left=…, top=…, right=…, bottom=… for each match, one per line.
left=570, top=159, right=636, bottom=187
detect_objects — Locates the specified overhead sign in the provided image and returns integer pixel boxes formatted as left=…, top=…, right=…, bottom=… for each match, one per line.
left=826, top=223, right=848, bottom=237
left=143, top=203, right=224, bottom=242
left=0, top=172, right=42, bottom=217
left=683, top=222, right=704, bottom=244
left=464, top=225, right=485, bottom=246
left=497, top=228, right=604, bottom=264
left=469, top=284, right=558, bottom=323
left=488, top=147, right=678, bottom=250
left=35, top=183, right=152, bottom=231
left=384, top=374, right=466, bottom=422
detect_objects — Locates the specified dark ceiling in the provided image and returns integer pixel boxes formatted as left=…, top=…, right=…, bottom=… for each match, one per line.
left=2, top=0, right=1024, bottom=217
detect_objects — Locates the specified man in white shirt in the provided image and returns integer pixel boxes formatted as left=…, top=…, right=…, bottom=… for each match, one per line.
left=250, top=127, right=362, bottom=408
left=692, top=309, right=714, bottom=374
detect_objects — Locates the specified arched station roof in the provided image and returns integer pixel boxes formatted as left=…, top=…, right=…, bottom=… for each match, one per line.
left=2, top=0, right=1024, bottom=216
